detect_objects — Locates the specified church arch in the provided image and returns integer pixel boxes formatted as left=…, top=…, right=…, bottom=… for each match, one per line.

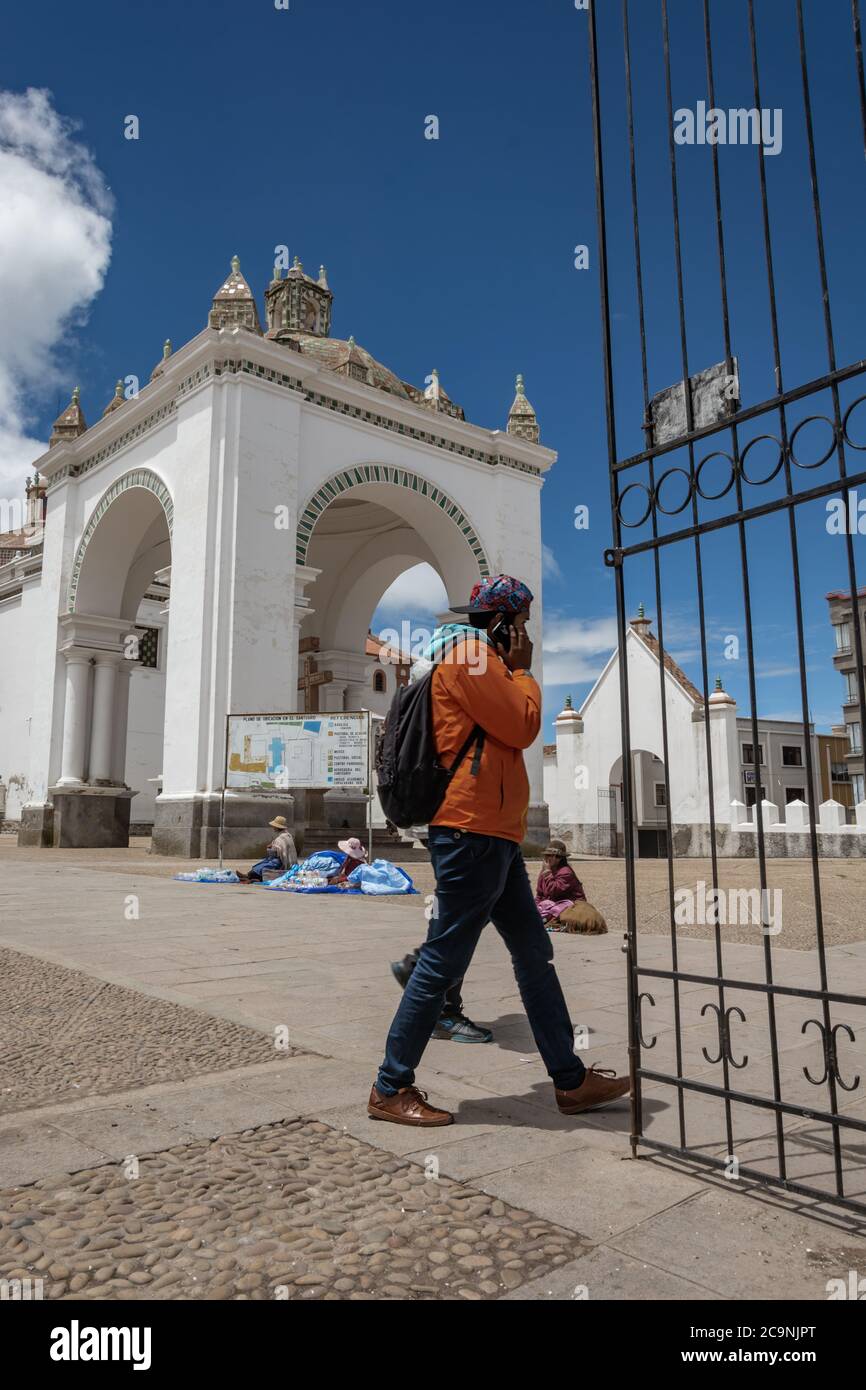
left=295, top=464, right=490, bottom=576
left=67, top=469, right=174, bottom=615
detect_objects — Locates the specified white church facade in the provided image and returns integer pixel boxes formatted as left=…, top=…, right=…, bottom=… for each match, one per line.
left=544, top=607, right=866, bottom=858
left=0, top=255, right=554, bottom=856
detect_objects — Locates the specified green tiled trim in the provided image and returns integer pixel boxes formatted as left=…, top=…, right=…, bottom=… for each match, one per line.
left=48, top=355, right=540, bottom=496
left=296, top=466, right=491, bottom=573
left=47, top=402, right=177, bottom=491
left=67, top=470, right=173, bottom=613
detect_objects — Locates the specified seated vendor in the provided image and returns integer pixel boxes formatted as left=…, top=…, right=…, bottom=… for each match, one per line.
left=329, top=836, right=368, bottom=889
left=240, top=816, right=298, bottom=883
left=535, top=839, right=586, bottom=929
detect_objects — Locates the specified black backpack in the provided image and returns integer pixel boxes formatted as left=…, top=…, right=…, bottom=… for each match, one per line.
left=375, top=647, right=485, bottom=829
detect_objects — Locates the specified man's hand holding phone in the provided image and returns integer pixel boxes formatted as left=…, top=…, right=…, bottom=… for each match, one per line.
left=494, top=615, right=533, bottom=673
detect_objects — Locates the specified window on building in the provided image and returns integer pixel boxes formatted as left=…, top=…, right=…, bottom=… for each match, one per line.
left=653, top=782, right=667, bottom=807
left=853, top=773, right=865, bottom=804
left=781, top=745, right=803, bottom=767
left=831, top=762, right=852, bottom=782
left=373, top=669, right=386, bottom=694
left=785, top=787, right=805, bottom=804
left=835, top=622, right=852, bottom=651
left=849, top=722, right=862, bottom=754
left=846, top=670, right=860, bottom=703
left=742, top=743, right=764, bottom=765
left=744, top=785, right=767, bottom=807
left=132, top=627, right=159, bottom=670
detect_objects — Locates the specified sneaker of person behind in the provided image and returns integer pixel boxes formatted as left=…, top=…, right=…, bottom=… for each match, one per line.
left=432, top=1014, right=493, bottom=1043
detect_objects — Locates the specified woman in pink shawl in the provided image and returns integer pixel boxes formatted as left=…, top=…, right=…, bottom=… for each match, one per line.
left=536, top=839, right=586, bottom=930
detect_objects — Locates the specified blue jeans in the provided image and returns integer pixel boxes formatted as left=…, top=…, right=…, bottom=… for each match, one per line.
left=248, top=854, right=282, bottom=882
left=376, top=827, right=587, bottom=1095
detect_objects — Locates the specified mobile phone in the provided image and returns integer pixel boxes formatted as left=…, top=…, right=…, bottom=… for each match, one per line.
left=490, top=613, right=511, bottom=652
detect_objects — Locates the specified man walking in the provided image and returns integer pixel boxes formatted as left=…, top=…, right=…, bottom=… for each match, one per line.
left=368, top=574, right=631, bottom=1126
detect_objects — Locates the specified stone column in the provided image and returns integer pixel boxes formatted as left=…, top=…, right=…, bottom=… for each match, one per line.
left=111, top=661, right=135, bottom=785
left=89, top=656, right=119, bottom=785
left=57, top=654, right=92, bottom=786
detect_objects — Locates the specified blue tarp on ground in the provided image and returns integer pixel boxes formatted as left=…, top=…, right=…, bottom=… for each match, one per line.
left=265, top=853, right=417, bottom=895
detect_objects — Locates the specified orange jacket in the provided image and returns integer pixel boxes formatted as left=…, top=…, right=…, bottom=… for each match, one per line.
left=428, top=635, right=541, bottom=843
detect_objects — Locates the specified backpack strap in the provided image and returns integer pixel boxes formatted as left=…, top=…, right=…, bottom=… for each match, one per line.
left=448, top=725, right=484, bottom=780
left=469, top=730, right=485, bottom=776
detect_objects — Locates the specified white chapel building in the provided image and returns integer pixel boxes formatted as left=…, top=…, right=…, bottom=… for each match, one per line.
left=0, top=255, right=554, bottom=855
left=544, top=606, right=866, bottom=859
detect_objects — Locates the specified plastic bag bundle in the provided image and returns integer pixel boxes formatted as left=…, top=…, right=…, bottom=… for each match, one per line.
left=348, top=860, right=416, bottom=895
left=174, top=867, right=240, bottom=884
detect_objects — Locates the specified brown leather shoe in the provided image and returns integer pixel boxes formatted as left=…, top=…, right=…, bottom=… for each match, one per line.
left=367, top=1084, right=454, bottom=1127
left=555, top=1065, right=631, bottom=1115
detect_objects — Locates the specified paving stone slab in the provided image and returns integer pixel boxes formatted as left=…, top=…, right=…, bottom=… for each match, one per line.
left=477, top=1127, right=705, bottom=1242
left=498, top=1246, right=723, bottom=1301
left=609, top=1185, right=866, bottom=1300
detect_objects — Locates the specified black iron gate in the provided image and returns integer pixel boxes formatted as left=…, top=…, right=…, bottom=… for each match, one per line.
left=589, top=0, right=866, bottom=1212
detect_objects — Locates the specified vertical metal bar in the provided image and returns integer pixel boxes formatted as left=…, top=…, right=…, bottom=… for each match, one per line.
left=700, top=0, right=737, bottom=1162
left=623, top=0, right=687, bottom=1150
left=661, top=0, right=736, bottom=1160
left=748, top=0, right=843, bottom=1194
left=852, top=0, right=866, bottom=159
left=589, top=0, right=642, bottom=1153
left=795, top=0, right=866, bottom=794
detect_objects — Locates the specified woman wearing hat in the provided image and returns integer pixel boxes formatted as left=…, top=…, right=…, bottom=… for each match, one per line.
left=535, top=839, right=586, bottom=930
left=328, top=836, right=368, bottom=888
left=240, top=816, right=298, bottom=883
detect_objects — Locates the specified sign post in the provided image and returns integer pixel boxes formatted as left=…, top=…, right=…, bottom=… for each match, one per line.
left=219, top=710, right=373, bottom=867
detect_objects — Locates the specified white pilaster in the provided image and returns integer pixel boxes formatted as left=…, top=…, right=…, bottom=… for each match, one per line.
left=57, top=655, right=92, bottom=786
left=89, top=656, right=119, bottom=784
left=111, top=663, right=135, bottom=785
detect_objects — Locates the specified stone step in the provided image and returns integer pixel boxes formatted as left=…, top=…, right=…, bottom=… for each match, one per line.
left=298, top=827, right=430, bottom=861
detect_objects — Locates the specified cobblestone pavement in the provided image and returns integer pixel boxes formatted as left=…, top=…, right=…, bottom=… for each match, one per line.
left=0, top=946, right=304, bottom=1117
left=0, top=1119, right=590, bottom=1300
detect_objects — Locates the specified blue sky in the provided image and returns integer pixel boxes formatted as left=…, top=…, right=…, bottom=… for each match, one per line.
left=2, top=0, right=864, bottom=739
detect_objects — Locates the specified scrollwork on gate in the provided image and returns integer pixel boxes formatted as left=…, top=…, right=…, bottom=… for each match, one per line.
left=701, top=1003, right=748, bottom=1070
left=801, top=1019, right=861, bottom=1092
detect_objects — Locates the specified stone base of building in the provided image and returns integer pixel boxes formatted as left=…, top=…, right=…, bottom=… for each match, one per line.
left=47, top=786, right=135, bottom=848
left=522, top=801, right=551, bottom=856
left=152, top=793, right=297, bottom=859
left=18, top=802, right=54, bottom=847
left=552, top=820, right=866, bottom=859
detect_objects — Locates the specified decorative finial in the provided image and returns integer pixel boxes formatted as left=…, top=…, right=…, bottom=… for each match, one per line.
left=293, top=255, right=302, bottom=270
left=516, top=373, right=525, bottom=394
left=318, top=264, right=328, bottom=283
left=114, top=379, right=123, bottom=397
left=565, top=694, right=573, bottom=709
left=637, top=602, right=646, bottom=619
left=231, top=255, right=240, bottom=273
left=272, top=263, right=282, bottom=281
left=72, top=386, right=80, bottom=403
left=348, top=334, right=355, bottom=347
left=163, top=339, right=172, bottom=358
left=714, top=675, right=723, bottom=692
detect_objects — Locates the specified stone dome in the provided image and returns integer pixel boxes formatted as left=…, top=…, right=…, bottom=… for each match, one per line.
left=285, top=332, right=412, bottom=399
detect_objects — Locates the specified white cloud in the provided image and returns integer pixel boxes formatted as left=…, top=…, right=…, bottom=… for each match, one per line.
left=542, top=543, right=561, bottom=581
left=0, top=88, right=113, bottom=497
left=542, top=613, right=618, bottom=686
left=375, top=562, right=449, bottom=617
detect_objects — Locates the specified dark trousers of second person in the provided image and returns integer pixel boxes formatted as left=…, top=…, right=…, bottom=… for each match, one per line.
left=376, top=826, right=587, bottom=1096
left=399, top=949, right=463, bottom=1016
